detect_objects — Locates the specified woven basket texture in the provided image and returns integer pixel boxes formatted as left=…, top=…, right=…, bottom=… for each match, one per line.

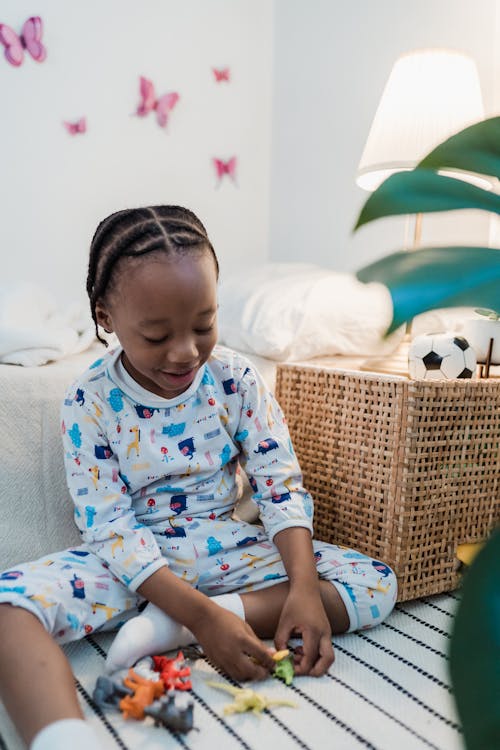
left=275, top=364, right=500, bottom=601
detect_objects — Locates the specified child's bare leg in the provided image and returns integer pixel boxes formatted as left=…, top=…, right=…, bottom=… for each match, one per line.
left=0, top=605, right=82, bottom=746
left=240, top=580, right=350, bottom=638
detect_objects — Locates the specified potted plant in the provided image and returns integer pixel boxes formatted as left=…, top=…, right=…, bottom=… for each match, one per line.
left=463, top=308, right=500, bottom=364
left=354, top=116, right=500, bottom=334
left=353, top=115, right=500, bottom=750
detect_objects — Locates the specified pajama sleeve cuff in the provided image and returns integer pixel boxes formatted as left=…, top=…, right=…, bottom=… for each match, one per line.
left=126, top=558, right=169, bottom=593
left=267, top=520, right=313, bottom=543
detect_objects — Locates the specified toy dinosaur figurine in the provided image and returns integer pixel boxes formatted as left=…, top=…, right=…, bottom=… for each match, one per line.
left=272, top=649, right=295, bottom=686
left=119, top=668, right=165, bottom=720
left=93, top=674, right=132, bottom=710
left=207, top=681, right=296, bottom=715
left=144, top=693, right=195, bottom=733
left=456, top=541, right=484, bottom=566
left=152, top=650, right=192, bottom=691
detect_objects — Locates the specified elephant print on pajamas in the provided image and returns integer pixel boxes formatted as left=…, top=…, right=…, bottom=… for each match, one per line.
left=222, top=378, right=237, bottom=395
left=271, top=491, right=291, bottom=504
left=178, top=437, right=195, bottom=458
left=134, top=405, right=160, bottom=419
left=254, top=438, right=279, bottom=454
left=170, top=495, right=187, bottom=515
left=70, top=574, right=86, bottom=599
left=94, top=445, right=113, bottom=459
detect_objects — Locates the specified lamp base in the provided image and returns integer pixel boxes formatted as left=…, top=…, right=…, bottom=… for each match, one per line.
left=359, top=337, right=410, bottom=377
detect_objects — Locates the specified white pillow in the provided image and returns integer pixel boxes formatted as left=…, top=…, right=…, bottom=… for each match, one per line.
left=217, top=263, right=405, bottom=361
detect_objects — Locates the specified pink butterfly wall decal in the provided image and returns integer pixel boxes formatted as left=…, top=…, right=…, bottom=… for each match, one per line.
left=213, top=67, right=230, bottom=83
left=136, top=76, right=180, bottom=128
left=213, top=157, right=237, bottom=186
left=63, top=117, right=87, bottom=135
left=0, top=16, right=46, bottom=67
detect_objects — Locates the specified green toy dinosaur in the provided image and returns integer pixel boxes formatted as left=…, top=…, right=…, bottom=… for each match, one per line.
left=273, top=653, right=295, bottom=686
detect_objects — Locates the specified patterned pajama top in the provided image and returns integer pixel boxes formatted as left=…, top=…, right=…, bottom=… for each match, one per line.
left=61, top=345, right=314, bottom=593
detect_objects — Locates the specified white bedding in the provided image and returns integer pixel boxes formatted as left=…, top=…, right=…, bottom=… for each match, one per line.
left=217, top=263, right=477, bottom=362
left=218, top=263, right=404, bottom=360
left=0, top=282, right=95, bottom=366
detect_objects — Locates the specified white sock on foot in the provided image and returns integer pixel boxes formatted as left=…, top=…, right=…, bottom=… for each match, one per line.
left=105, top=592, right=244, bottom=673
left=215, top=592, right=245, bottom=620
left=30, top=719, right=102, bottom=750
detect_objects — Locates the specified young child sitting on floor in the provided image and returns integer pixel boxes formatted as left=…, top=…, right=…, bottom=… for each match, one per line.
left=0, top=205, right=396, bottom=750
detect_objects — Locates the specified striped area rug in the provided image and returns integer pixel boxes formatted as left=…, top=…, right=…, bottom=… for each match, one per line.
left=0, top=593, right=463, bottom=750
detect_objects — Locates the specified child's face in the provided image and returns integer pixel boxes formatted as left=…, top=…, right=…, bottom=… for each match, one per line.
left=96, top=252, right=218, bottom=399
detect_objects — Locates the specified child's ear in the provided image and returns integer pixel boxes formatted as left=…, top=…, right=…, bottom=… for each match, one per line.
left=95, top=301, right=114, bottom=334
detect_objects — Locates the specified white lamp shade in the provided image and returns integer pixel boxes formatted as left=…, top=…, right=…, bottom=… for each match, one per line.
left=357, top=49, right=485, bottom=191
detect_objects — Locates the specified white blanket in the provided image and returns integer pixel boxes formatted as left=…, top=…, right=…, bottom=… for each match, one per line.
left=0, top=282, right=96, bottom=366
left=0, top=347, right=103, bottom=567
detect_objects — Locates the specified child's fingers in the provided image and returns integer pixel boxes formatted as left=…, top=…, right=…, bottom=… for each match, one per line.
left=293, top=630, right=317, bottom=675
left=225, top=647, right=274, bottom=681
left=274, top=623, right=298, bottom=653
left=274, top=634, right=288, bottom=652
left=293, top=630, right=334, bottom=676
left=308, top=635, right=335, bottom=677
left=246, top=641, right=278, bottom=673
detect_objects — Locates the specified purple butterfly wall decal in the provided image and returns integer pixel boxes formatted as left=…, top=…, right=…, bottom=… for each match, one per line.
left=136, top=76, right=180, bottom=128
left=213, top=67, right=230, bottom=82
left=63, top=118, right=87, bottom=135
left=0, top=17, right=46, bottom=67
left=213, top=157, right=237, bottom=186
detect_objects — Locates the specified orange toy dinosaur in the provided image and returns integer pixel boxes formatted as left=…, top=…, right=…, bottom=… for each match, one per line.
left=119, top=668, right=165, bottom=720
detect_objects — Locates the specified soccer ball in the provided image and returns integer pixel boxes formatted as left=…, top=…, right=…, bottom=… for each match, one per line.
left=409, top=333, right=477, bottom=380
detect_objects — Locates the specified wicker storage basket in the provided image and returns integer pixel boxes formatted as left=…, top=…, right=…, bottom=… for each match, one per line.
left=275, top=363, right=500, bottom=601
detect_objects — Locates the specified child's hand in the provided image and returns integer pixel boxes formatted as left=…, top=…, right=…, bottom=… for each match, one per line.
left=192, top=606, right=276, bottom=681
left=274, top=588, right=334, bottom=677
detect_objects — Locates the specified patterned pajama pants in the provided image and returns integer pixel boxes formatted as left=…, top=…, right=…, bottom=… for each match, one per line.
left=0, top=519, right=397, bottom=644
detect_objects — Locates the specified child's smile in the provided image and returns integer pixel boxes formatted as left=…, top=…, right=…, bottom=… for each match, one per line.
left=157, top=367, right=198, bottom=390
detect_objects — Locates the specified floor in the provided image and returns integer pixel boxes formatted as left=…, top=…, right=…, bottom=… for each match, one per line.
left=0, top=592, right=463, bottom=750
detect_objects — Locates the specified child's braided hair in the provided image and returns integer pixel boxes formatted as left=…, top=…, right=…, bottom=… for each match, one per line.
left=87, top=205, right=218, bottom=345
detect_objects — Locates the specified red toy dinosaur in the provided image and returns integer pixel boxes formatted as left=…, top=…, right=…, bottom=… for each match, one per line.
left=152, top=651, right=192, bottom=691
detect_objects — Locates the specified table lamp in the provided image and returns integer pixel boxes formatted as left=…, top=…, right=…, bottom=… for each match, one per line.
left=356, top=48, right=486, bottom=373
left=357, top=48, right=486, bottom=248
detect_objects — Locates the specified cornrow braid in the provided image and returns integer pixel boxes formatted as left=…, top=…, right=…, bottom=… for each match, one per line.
left=87, top=205, right=219, bottom=345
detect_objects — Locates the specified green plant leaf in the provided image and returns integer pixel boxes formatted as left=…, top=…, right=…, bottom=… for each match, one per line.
left=354, top=171, right=500, bottom=231
left=419, top=116, right=500, bottom=179
left=356, top=246, right=500, bottom=333
left=475, top=307, right=499, bottom=319
left=450, top=528, right=500, bottom=750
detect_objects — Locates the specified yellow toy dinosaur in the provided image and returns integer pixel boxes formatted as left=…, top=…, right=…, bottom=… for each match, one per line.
left=206, top=681, right=296, bottom=715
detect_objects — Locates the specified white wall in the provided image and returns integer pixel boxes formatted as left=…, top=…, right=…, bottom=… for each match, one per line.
left=270, top=0, right=500, bottom=273
left=1, top=0, right=273, bottom=307
left=3, top=1, right=500, bottom=306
